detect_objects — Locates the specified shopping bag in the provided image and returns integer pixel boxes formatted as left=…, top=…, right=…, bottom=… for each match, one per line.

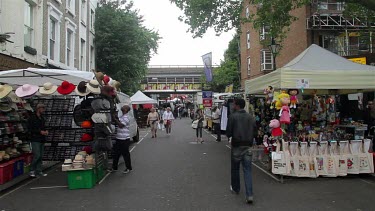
left=315, top=141, right=329, bottom=176
left=158, top=123, right=162, bottom=130
left=359, top=140, right=374, bottom=174
left=308, top=141, right=319, bottom=178
left=347, top=140, right=361, bottom=174
left=191, top=120, right=198, bottom=129
left=272, top=140, right=288, bottom=175
left=296, top=142, right=310, bottom=177
left=325, top=142, right=338, bottom=177
left=287, top=142, right=299, bottom=177
left=336, top=141, right=349, bottom=176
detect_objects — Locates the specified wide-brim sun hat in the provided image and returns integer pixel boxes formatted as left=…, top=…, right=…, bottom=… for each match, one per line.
left=15, top=84, right=38, bottom=98
left=87, top=80, right=101, bottom=94
left=75, top=81, right=91, bottom=96
left=0, top=84, right=12, bottom=99
left=7, top=91, right=22, bottom=103
left=39, top=82, right=58, bottom=95
left=81, top=133, right=93, bottom=142
left=57, top=81, right=75, bottom=95
left=91, top=98, right=111, bottom=111
left=95, top=71, right=105, bottom=86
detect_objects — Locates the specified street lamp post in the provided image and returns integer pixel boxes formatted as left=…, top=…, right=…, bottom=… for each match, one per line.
left=268, top=37, right=281, bottom=71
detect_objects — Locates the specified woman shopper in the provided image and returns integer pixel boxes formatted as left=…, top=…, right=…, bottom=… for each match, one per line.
left=163, top=107, right=175, bottom=135
left=195, top=109, right=204, bottom=143
left=112, top=105, right=133, bottom=174
left=147, top=107, right=160, bottom=138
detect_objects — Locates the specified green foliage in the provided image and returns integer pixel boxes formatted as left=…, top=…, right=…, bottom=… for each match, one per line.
left=204, top=35, right=240, bottom=93
left=170, top=0, right=375, bottom=45
left=95, top=0, right=160, bottom=94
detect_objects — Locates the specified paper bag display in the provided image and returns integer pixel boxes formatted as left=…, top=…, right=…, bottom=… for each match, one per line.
left=272, top=141, right=289, bottom=175
left=325, top=142, right=338, bottom=177
left=308, top=142, right=318, bottom=178
left=287, top=142, right=299, bottom=176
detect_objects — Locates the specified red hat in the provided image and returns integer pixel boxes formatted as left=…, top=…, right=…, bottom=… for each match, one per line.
left=82, top=146, right=92, bottom=154
left=103, top=75, right=110, bottom=85
left=81, top=120, right=93, bottom=128
left=57, top=81, right=76, bottom=95
left=80, top=133, right=93, bottom=142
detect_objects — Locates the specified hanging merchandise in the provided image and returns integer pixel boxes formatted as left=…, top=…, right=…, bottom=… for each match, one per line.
left=80, top=133, right=93, bottom=142
left=39, top=82, right=58, bottom=95
left=94, top=71, right=105, bottom=86
left=0, top=84, right=12, bottom=99
left=75, top=81, right=91, bottom=96
left=264, top=86, right=274, bottom=105
left=81, top=120, right=93, bottom=129
left=103, top=75, right=110, bottom=85
left=86, top=80, right=101, bottom=94
left=269, top=119, right=283, bottom=137
left=15, top=84, right=38, bottom=98
left=278, top=92, right=291, bottom=124
left=57, top=81, right=76, bottom=95
left=288, top=89, right=299, bottom=109
left=271, top=140, right=289, bottom=175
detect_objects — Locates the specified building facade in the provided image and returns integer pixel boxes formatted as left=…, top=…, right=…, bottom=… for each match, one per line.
left=0, top=0, right=97, bottom=71
left=240, top=0, right=375, bottom=88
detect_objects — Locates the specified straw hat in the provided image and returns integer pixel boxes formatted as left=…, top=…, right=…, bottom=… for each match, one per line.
left=86, top=80, right=101, bottom=94
left=75, top=81, right=90, bottom=96
left=15, top=84, right=38, bottom=98
left=101, top=85, right=116, bottom=97
left=0, top=84, right=12, bottom=99
left=57, top=81, right=75, bottom=95
left=39, top=82, right=57, bottom=95
left=112, top=80, right=121, bottom=91
left=7, top=92, right=22, bottom=103
left=95, top=71, right=105, bottom=86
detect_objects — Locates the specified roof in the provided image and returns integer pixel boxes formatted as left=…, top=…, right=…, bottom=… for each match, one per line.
left=130, top=90, right=157, bottom=104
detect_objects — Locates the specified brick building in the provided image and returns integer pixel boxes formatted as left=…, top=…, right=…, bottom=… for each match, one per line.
left=240, top=0, right=375, bottom=89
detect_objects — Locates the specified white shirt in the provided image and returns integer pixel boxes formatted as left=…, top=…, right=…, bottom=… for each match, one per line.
left=116, top=114, right=130, bottom=140
left=212, top=109, right=221, bottom=123
left=163, top=111, right=174, bottom=121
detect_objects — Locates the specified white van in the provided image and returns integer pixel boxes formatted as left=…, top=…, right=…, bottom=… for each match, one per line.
left=116, top=92, right=140, bottom=142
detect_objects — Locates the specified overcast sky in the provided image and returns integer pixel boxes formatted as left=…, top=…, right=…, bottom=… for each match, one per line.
left=132, top=0, right=234, bottom=66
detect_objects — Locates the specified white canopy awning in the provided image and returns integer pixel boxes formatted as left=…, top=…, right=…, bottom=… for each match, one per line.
left=130, top=90, right=157, bottom=104
left=0, top=68, right=95, bottom=86
left=245, top=44, right=375, bottom=95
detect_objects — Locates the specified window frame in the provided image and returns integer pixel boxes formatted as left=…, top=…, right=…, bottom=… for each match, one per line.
left=245, top=6, right=250, bottom=19
left=247, top=57, right=251, bottom=76
left=260, top=49, right=274, bottom=71
left=24, top=1, right=34, bottom=48
left=81, top=0, right=87, bottom=25
left=47, top=2, right=62, bottom=62
left=80, top=39, right=86, bottom=71
left=65, top=17, right=77, bottom=68
left=246, top=31, right=251, bottom=49
left=66, top=0, right=75, bottom=16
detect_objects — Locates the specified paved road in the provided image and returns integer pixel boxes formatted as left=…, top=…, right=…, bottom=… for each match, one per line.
left=1, top=118, right=375, bottom=211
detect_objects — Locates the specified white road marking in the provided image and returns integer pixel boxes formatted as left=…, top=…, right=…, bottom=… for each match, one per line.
left=98, top=172, right=111, bottom=185
left=226, top=145, right=231, bottom=149
left=137, top=132, right=149, bottom=145
left=360, top=179, right=375, bottom=185
left=252, top=162, right=281, bottom=182
left=30, top=186, right=67, bottom=190
left=130, top=146, right=136, bottom=152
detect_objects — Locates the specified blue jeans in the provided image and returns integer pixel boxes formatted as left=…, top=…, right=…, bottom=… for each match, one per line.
left=31, top=142, right=45, bottom=173
left=231, top=146, right=253, bottom=197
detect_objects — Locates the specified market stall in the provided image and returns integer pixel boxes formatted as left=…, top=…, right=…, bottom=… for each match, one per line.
left=131, top=91, right=157, bottom=127
left=244, top=45, right=375, bottom=180
left=0, top=68, right=124, bottom=190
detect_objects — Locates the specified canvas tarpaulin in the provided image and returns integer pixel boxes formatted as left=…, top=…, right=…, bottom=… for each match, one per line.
left=130, top=90, right=157, bottom=104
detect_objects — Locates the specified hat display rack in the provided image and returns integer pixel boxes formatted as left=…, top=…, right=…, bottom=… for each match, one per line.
left=0, top=71, right=121, bottom=186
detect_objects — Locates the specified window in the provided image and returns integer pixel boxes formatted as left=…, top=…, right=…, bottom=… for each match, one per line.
left=246, top=31, right=251, bottom=49
left=24, top=1, right=33, bottom=47
left=260, top=25, right=270, bottom=41
left=245, top=6, right=250, bottom=19
left=47, top=3, right=62, bottom=62
left=81, top=0, right=87, bottom=24
left=65, top=18, right=76, bottom=67
left=90, top=46, right=95, bottom=70
left=90, top=9, right=95, bottom=31
left=247, top=57, right=251, bottom=75
left=260, top=49, right=274, bottom=71
left=49, top=18, right=57, bottom=60
left=66, top=0, right=75, bottom=15
left=80, top=39, right=86, bottom=71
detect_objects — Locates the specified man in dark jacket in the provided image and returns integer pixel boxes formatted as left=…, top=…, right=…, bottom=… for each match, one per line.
left=28, top=103, right=48, bottom=177
left=226, top=99, right=257, bottom=204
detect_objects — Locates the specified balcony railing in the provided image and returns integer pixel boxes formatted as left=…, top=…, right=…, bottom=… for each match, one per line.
left=326, top=45, right=375, bottom=57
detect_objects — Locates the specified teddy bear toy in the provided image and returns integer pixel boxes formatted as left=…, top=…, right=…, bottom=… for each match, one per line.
left=269, top=119, right=283, bottom=137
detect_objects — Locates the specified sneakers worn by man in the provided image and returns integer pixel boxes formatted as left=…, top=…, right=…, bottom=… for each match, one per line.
left=230, top=185, right=239, bottom=195
left=246, top=196, right=254, bottom=204
left=38, top=172, right=48, bottom=177
left=29, top=171, right=36, bottom=178
left=123, top=169, right=132, bottom=174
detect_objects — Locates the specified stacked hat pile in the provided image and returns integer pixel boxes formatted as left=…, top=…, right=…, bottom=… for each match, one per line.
left=62, top=151, right=96, bottom=171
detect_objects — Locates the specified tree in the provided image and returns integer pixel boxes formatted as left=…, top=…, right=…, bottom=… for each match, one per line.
left=95, top=1, right=160, bottom=94
left=205, top=35, right=241, bottom=92
left=171, top=0, right=375, bottom=44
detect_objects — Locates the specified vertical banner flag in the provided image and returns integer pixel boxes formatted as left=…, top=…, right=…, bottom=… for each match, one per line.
left=202, top=52, right=213, bottom=82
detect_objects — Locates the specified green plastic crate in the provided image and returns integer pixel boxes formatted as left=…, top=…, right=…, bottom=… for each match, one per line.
left=67, top=168, right=95, bottom=190
left=24, top=165, right=30, bottom=174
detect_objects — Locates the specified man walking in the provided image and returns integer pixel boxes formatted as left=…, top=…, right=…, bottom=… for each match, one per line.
left=163, top=107, right=174, bottom=135
left=112, top=105, right=133, bottom=174
left=28, top=103, right=48, bottom=177
left=212, top=106, right=221, bottom=142
left=226, top=99, right=257, bottom=204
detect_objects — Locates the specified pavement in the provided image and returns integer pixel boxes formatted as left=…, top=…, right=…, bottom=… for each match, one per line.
left=1, top=118, right=375, bottom=211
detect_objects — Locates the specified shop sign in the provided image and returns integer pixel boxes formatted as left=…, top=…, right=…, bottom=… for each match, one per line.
left=202, top=91, right=213, bottom=99
left=141, top=83, right=201, bottom=91
left=203, top=99, right=212, bottom=107
left=348, top=57, right=366, bottom=65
